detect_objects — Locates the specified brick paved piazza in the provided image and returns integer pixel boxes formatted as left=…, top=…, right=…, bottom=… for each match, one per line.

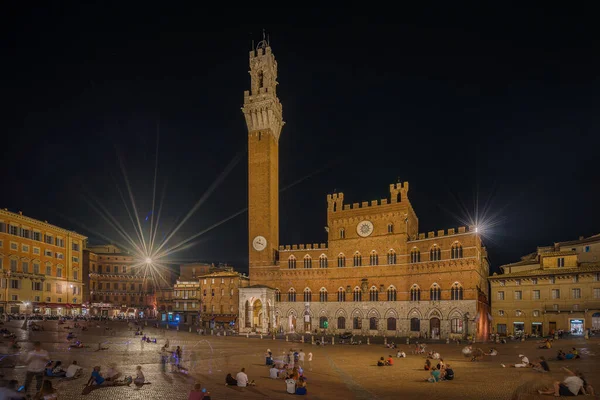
left=1, top=320, right=599, bottom=399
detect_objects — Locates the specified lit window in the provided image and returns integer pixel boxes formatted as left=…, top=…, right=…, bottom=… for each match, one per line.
left=514, top=290, right=522, bottom=300
left=451, top=243, right=463, bottom=259
left=497, top=291, right=505, bottom=300
left=410, top=249, right=421, bottom=263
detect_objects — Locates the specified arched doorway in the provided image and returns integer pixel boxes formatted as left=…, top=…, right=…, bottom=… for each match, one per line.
left=253, top=299, right=263, bottom=328
left=430, top=317, right=440, bottom=339
left=593, top=312, right=600, bottom=330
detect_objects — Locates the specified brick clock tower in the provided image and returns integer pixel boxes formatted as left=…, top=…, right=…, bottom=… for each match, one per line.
left=242, top=39, right=284, bottom=272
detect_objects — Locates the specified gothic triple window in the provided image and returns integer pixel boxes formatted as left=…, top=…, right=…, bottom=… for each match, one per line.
left=369, top=287, right=378, bottom=302
left=337, top=254, right=346, bottom=268
left=451, top=243, right=463, bottom=259
left=337, top=288, right=346, bottom=302
left=430, top=284, right=441, bottom=301
left=304, top=255, right=312, bottom=269
left=451, top=283, right=464, bottom=300
left=319, top=255, right=328, bottom=268
left=387, top=287, right=397, bottom=301
left=288, top=288, right=296, bottom=302
left=353, top=252, right=362, bottom=267
left=319, top=288, right=328, bottom=302
left=410, top=248, right=421, bottom=263
left=410, top=286, right=421, bottom=301
left=353, top=287, right=362, bottom=302
left=275, top=289, right=281, bottom=302
left=369, top=251, right=378, bottom=266
left=288, top=256, right=296, bottom=269
left=387, top=250, right=397, bottom=265
left=430, top=246, right=441, bottom=261
left=304, top=288, right=312, bottom=302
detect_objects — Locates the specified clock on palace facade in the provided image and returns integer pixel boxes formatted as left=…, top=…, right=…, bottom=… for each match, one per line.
left=356, top=220, right=374, bottom=237
left=252, top=235, right=267, bottom=251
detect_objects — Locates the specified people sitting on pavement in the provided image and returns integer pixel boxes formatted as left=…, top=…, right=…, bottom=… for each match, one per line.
left=538, top=366, right=584, bottom=397
left=509, top=354, right=530, bottom=368
left=444, top=364, right=454, bottom=381
left=426, top=366, right=441, bottom=383
left=538, top=339, right=552, bottom=349
left=65, top=361, right=83, bottom=379
left=396, top=350, right=406, bottom=358
left=104, top=363, right=122, bottom=381
left=377, top=357, right=385, bottom=366
left=424, top=359, right=431, bottom=370
left=385, top=355, right=394, bottom=366
left=295, top=377, right=307, bottom=395
left=225, top=373, right=237, bottom=386
left=532, top=356, right=550, bottom=373
left=485, top=348, right=498, bottom=356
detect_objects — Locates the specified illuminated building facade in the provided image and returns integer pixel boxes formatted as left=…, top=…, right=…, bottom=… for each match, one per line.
left=238, top=43, right=491, bottom=340
left=489, top=234, right=600, bottom=336
left=84, top=244, right=158, bottom=318
left=0, top=208, right=85, bottom=315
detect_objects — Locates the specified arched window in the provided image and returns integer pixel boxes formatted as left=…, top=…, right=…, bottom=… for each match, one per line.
left=387, top=317, right=397, bottom=330
left=451, top=283, right=464, bottom=300
left=451, top=318, right=463, bottom=333
left=387, top=286, right=397, bottom=301
left=339, top=228, right=345, bottom=239
left=337, top=254, right=346, bottom=268
left=369, top=286, right=378, bottom=302
left=410, top=248, right=421, bottom=263
left=410, top=285, right=421, bottom=301
left=387, top=249, right=396, bottom=265
left=353, top=287, right=362, bottom=302
left=275, top=289, right=281, bottom=302
left=369, top=251, right=378, bottom=266
left=387, top=223, right=394, bottom=233
left=353, top=316, right=362, bottom=330
left=410, top=317, right=421, bottom=331
left=304, top=288, right=312, bottom=303
left=319, top=287, right=328, bottom=302
left=430, top=246, right=441, bottom=261
left=319, top=254, right=328, bottom=268
left=338, top=316, right=346, bottom=329
left=319, top=316, right=328, bottom=329
left=288, top=256, right=296, bottom=269
left=353, top=252, right=362, bottom=267
left=337, top=288, right=346, bottom=302
left=430, top=284, right=441, bottom=301
left=369, top=316, right=378, bottom=330
left=288, top=288, right=297, bottom=302
left=303, top=255, right=312, bottom=269
left=451, top=243, right=463, bottom=259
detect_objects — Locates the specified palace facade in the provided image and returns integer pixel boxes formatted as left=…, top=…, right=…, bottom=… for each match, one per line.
left=0, top=209, right=86, bottom=315
left=238, top=43, right=491, bottom=340
left=489, top=234, right=600, bottom=337
left=83, top=244, right=166, bottom=318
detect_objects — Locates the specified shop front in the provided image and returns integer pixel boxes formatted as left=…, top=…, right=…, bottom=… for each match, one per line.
left=513, top=321, right=525, bottom=336
left=570, top=319, right=584, bottom=335
left=531, top=322, right=542, bottom=336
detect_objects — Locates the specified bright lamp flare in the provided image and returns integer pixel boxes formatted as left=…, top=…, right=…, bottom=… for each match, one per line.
left=145, top=257, right=152, bottom=264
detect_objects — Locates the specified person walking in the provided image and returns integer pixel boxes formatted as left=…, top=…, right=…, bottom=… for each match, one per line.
left=23, top=341, right=49, bottom=393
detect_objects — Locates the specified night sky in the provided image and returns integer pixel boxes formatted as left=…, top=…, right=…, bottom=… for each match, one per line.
left=3, top=5, right=598, bottom=273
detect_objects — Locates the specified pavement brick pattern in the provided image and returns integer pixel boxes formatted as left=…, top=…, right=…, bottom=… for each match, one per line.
left=1, top=320, right=599, bottom=399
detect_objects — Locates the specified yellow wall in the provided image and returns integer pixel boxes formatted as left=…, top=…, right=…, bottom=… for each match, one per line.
left=0, top=209, right=86, bottom=315
left=490, top=271, right=600, bottom=335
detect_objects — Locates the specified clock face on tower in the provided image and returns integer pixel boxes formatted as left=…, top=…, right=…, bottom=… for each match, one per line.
left=356, top=220, right=374, bottom=237
left=252, top=236, right=267, bottom=251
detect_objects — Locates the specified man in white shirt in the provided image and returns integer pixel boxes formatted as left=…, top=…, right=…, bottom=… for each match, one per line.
left=23, top=341, right=49, bottom=392
left=308, top=352, right=313, bottom=371
left=298, top=349, right=305, bottom=367
left=538, top=367, right=584, bottom=396
left=269, top=366, right=279, bottom=379
left=236, top=367, right=249, bottom=387
left=510, top=354, right=530, bottom=368
left=65, top=361, right=83, bottom=378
